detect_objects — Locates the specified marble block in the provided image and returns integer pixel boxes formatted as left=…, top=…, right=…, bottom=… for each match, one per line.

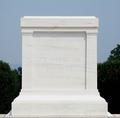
left=12, top=16, right=108, bottom=117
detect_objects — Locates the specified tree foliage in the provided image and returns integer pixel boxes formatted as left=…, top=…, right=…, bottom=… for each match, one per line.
left=0, top=60, right=21, bottom=114
left=98, top=44, right=120, bottom=113
left=108, top=44, right=120, bottom=61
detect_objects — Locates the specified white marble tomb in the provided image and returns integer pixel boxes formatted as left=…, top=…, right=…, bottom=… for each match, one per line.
left=12, top=16, right=108, bottom=117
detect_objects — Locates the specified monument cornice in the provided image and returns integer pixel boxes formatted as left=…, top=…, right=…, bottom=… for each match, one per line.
left=21, top=16, right=98, bottom=35
left=21, top=16, right=99, bottom=27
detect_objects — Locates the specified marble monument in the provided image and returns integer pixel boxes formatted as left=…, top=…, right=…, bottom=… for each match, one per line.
left=12, top=16, right=108, bottom=117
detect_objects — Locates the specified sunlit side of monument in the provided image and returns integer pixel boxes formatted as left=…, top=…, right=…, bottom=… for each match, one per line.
left=12, top=16, right=108, bottom=117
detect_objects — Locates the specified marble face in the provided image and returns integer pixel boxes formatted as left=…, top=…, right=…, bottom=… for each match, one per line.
left=31, top=32, right=86, bottom=90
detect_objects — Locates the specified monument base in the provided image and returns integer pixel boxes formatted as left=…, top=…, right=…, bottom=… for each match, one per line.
left=12, top=90, right=108, bottom=117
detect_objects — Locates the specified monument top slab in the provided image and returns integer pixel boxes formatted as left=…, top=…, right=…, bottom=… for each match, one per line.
left=21, top=16, right=99, bottom=28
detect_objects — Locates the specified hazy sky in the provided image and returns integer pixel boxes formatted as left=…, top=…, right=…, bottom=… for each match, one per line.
left=0, top=0, right=120, bottom=68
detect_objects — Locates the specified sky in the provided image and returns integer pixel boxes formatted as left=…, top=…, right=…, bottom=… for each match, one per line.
left=0, top=0, right=120, bottom=68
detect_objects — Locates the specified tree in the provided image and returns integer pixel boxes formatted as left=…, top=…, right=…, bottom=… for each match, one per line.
left=12, top=67, right=22, bottom=97
left=108, top=44, right=120, bottom=61
left=0, top=60, right=21, bottom=114
left=98, top=44, right=120, bottom=113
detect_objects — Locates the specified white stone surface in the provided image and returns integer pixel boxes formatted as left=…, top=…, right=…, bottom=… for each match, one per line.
left=12, top=16, right=108, bottom=117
